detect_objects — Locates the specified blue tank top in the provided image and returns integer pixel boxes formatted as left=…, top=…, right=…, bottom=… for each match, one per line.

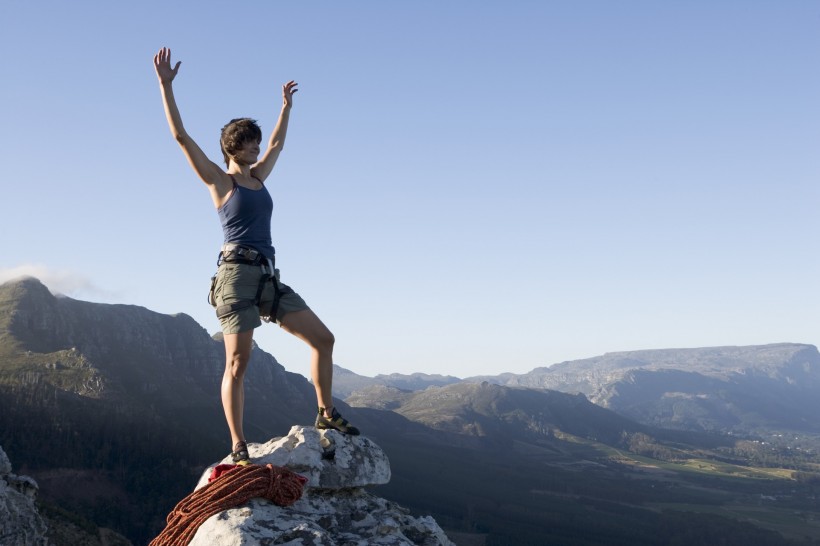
left=217, top=177, right=275, bottom=258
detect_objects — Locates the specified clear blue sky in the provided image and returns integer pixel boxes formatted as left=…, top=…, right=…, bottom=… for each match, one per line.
left=1, top=1, right=818, bottom=379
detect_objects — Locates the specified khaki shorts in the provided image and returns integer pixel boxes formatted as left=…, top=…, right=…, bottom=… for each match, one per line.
left=211, top=262, right=309, bottom=334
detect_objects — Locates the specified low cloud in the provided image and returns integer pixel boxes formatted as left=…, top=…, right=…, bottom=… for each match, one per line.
left=0, top=264, right=114, bottom=299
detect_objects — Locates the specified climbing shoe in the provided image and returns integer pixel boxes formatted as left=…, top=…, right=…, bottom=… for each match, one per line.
left=231, top=441, right=250, bottom=466
left=315, top=407, right=360, bottom=436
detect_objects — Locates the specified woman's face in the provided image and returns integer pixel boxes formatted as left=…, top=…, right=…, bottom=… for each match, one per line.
left=233, top=139, right=261, bottom=166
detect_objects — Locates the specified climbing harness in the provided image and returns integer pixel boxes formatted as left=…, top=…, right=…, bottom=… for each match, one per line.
left=208, top=244, right=281, bottom=321
left=218, top=242, right=267, bottom=265
left=148, top=463, right=307, bottom=546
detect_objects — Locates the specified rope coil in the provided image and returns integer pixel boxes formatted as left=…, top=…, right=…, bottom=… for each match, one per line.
left=149, top=463, right=307, bottom=546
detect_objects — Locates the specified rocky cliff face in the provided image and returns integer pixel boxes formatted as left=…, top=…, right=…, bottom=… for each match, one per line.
left=0, top=276, right=316, bottom=429
left=164, top=426, right=454, bottom=546
left=0, top=444, right=48, bottom=546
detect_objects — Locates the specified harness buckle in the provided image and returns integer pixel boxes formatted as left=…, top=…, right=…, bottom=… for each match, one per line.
left=219, top=243, right=266, bottom=266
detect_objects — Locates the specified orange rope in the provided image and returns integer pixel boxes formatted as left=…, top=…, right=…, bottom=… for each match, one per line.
left=149, top=463, right=306, bottom=546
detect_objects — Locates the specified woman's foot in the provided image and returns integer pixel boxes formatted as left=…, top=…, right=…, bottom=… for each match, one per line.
left=315, top=407, right=360, bottom=435
left=231, top=440, right=250, bottom=465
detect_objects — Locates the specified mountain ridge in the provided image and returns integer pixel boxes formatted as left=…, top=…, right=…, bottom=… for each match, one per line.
left=333, top=342, right=820, bottom=435
left=4, top=276, right=820, bottom=545
left=0, top=276, right=315, bottom=420
left=331, top=364, right=462, bottom=398
left=465, top=343, right=820, bottom=434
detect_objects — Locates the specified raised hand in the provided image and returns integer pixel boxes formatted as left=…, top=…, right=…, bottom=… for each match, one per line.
left=154, top=47, right=181, bottom=84
left=282, top=80, right=298, bottom=108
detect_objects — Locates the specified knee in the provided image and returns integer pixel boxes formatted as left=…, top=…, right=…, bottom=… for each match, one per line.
left=225, top=353, right=249, bottom=380
left=313, top=329, right=335, bottom=353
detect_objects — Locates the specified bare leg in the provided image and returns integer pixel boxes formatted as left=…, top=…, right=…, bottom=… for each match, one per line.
left=222, top=330, right=254, bottom=449
left=279, top=309, right=336, bottom=414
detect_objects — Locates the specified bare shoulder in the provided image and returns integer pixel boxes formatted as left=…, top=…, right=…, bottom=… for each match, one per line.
left=248, top=167, right=269, bottom=184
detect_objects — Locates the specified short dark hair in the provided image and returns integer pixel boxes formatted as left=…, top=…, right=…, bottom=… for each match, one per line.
left=220, top=118, right=262, bottom=167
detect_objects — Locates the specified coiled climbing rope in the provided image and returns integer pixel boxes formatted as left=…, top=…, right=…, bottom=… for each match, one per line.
left=149, top=463, right=307, bottom=546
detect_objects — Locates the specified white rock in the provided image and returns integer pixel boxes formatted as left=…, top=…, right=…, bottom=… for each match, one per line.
left=190, top=489, right=453, bottom=546
left=195, top=426, right=391, bottom=490
left=182, top=426, right=453, bottom=546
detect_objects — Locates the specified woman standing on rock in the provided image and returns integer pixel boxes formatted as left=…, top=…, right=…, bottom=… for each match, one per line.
left=153, top=47, right=359, bottom=465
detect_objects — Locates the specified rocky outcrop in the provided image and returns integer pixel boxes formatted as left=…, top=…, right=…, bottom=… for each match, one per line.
left=0, top=444, right=48, bottom=546
left=181, top=426, right=453, bottom=546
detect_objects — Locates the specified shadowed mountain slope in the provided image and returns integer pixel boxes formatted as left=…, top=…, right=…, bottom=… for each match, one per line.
left=0, top=276, right=316, bottom=428
left=349, top=381, right=646, bottom=446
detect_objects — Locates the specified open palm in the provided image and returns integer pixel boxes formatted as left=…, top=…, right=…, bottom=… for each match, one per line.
left=154, top=47, right=181, bottom=84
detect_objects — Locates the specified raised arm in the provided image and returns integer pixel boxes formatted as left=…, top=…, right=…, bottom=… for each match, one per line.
left=154, top=47, right=229, bottom=196
left=251, top=81, right=298, bottom=182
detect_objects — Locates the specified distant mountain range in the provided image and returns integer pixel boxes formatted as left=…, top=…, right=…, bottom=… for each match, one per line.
left=2, top=276, right=818, bottom=545
left=473, top=344, right=820, bottom=434
left=336, top=343, right=820, bottom=435
left=348, top=380, right=646, bottom=446
left=332, top=365, right=461, bottom=398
